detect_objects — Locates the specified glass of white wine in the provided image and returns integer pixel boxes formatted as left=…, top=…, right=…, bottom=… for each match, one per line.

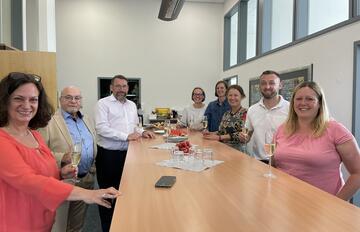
left=164, top=119, right=171, bottom=142
left=240, top=127, right=249, bottom=154
left=202, top=116, right=208, bottom=131
left=71, top=142, right=82, bottom=183
left=137, top=116, right=143, bottom=129
left=263, top=130, right=276, bottom=179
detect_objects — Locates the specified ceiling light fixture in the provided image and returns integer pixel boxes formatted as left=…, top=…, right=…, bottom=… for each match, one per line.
left=158, top=0, right=185, bottom=21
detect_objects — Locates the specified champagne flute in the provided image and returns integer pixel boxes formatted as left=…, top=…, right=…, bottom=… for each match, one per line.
left=241, top=127, right=249, bottom=139
left=137, top=116, right=143, bottom=129
left=71, top=142, right=82, bottom=183
left=164, top=119, right=171, bottom=142
left=263, top=130, right=276, bottom=178
left=188, top=115, right=194, bottom=131
left=202, top=116, right=208, bottom=131
left=240, top=126, right=249, bottom=154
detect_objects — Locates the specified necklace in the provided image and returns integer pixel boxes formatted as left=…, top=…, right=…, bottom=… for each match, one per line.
left=4, top=127, right=31, bottom=137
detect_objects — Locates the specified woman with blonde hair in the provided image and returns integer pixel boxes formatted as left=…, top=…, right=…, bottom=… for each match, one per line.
left=273, top=81, right=360, bottom=200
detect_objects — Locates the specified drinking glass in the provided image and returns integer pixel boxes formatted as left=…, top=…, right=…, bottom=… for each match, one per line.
left=202, top=116, right=208, bottom=131
left=202, top=148, right=213, bottom=166
left=241, top=127, right=249, bottom=140
left=194, top=149, right=203, bottom=168
left=188, top=115, right=194, bottom=130
left=176, top=115, right=182, bottom=127
left=240, top=126, right=249, bottom=154
left=173, top=150, right=184, bottom=166
left=164, top=119, right=171, bottom=142
left=71, top=142, right=82, bottom=183
left=137, top=116, right=143, bottom=129
left=263, top=131, right=276, bottom=178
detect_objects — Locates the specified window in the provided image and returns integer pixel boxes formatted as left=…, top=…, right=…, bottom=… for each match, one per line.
left=230, top=12, right=238, bottom=66
left=224, top=0, right=357, bottom=70
left=224, top=3, right=239, bottom=69
left=308, top=0, right=348, bottom=35
left=246, top=0, right=257, bottom=59
left=224, top=0, right=258, bottom=68
left=224, top=76, right=238, bottom=86
left=270, top=0, right=293, bottom=49
left=261, top=0, right=293, bottom=52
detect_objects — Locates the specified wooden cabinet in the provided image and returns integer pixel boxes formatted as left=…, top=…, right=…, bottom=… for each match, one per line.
left=0, top=50, right=57, bottom=107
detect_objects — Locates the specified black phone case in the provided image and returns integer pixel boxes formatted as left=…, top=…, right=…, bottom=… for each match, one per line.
left=155, top=176, right=176, bottom=188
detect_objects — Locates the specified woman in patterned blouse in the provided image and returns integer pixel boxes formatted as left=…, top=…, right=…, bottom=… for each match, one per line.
left=203, top=85, right=247, bottom=151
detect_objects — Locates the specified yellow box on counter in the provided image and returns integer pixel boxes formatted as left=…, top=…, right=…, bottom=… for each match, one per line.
left=155, top=108, right=170, bottom=117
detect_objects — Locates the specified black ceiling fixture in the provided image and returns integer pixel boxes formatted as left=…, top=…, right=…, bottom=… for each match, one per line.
left=158, top=0, right=185, bottom=21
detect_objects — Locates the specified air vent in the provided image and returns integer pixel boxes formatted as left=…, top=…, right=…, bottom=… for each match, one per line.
left=158, top=0, right=185, bottom=21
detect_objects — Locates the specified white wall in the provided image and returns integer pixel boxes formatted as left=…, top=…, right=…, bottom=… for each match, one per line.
left=0, top=0, right=12, bottom=44
left=55, top=0, right=223, bottom=121
left=223, top=0, right=360, bottom=130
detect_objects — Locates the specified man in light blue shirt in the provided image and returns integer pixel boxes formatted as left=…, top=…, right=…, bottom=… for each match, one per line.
left=39, top=86, right=97, bottom=232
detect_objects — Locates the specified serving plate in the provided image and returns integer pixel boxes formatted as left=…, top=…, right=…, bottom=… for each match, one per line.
left=154, top=130, right=165, bottom=134
left=163, top=135, right=188, bottom=143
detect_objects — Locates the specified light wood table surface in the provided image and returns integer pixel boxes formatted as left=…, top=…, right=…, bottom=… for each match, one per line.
left=110, top=133, right=360, bottom=232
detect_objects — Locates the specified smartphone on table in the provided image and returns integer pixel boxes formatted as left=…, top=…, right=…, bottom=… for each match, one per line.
left=155, top=176, right=176, bottom=188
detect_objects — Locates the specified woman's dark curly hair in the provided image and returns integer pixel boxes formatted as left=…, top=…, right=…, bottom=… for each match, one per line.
left=0, top=72, right=54, bottom=129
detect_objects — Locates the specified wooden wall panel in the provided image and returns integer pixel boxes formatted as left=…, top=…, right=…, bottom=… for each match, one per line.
left=0, top=51, right=57, bottom=107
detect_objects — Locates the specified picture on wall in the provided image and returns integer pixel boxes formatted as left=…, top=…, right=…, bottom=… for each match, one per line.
left=249, top=65, right=313, bottom=106
left=98, top=77, right=142, bottom=108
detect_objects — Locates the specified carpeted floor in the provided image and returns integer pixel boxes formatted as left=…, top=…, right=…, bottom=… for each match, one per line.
left=82, top=178, right=103, bottom=232
left=83, top=203, right=102, bottom=232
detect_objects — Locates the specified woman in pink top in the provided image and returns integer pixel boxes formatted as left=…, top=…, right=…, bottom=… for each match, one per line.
left=0, top=73, right=120, bottom=232
left=274, top=81, right=360, bottom=200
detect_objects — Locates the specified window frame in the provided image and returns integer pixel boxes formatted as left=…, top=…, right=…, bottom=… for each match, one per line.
left=223, top=75, right=238, bottom=86
left=224, top=0, right=358, bottom=71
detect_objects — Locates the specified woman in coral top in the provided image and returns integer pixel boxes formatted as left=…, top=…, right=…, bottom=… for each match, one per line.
left=273, top=81, right=360, bottom=200
left=0, top=72, right=120, bottom=232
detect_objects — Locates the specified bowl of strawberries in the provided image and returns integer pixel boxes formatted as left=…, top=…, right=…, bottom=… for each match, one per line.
left=175, top=141, right=192, bottom=154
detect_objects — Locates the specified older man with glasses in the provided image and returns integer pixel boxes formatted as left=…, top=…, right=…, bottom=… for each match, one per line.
left=39, top=86, right=97, bottom=232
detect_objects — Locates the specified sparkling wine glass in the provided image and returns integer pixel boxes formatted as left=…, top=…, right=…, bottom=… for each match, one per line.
left=164, top=119, right=171, bottom=142
left=202, top=116, right=208, bottom=131
left=263, top=130, right=276, bottom=179
left=188, top=115, right=195, bottom=131
left=137, top=116, right=143, bottom=129
left=71, top=142, right=82, bottom=183
left=240, top=126, right=249, bottom=154
left=241, top=127, right=249, bottom=139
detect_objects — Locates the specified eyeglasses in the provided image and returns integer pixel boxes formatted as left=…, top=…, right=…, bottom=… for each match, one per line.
left=61, top=95, right=82, bottom=101
left=9, top=72, right=42, bottom=82
left=193, top=93, right=204, bottom=96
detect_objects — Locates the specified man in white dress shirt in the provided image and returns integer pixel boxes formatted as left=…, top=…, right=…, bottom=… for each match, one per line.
left=94, top=75, right=154, bottom=232
left=245, top=70, right=289, bottom=162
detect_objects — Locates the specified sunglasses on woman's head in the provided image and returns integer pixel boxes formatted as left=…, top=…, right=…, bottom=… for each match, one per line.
left=8, top=72, right=42, bottom=82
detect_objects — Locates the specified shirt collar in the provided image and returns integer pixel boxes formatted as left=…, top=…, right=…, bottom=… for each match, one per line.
left=216, top=98, right=228, bottom=106
left=259, top=95, right=286, bottom=110
left=110, top=94, right=128, bottom=104
left=62, top=109, right=83, bottom=120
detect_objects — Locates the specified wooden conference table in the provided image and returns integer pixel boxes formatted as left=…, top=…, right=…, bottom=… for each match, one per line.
left=110, top=132, right=360, bottom=232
